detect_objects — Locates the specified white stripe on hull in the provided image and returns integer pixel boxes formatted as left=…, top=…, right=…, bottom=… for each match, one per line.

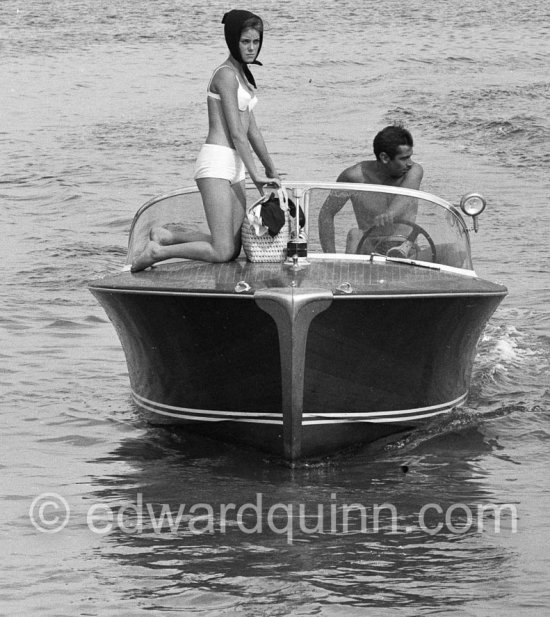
left=132, top=391, right=467, bottom=425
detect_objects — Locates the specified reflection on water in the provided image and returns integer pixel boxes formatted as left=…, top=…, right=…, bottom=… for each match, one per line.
left=78, top=415, right=520, bottom=612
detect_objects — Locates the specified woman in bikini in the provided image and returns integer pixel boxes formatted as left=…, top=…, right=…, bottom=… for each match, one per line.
left=131, top=9, right=280, bottom=271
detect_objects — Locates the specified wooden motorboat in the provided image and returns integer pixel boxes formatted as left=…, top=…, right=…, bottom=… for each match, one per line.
left=89, top=182, right=507, bottom=461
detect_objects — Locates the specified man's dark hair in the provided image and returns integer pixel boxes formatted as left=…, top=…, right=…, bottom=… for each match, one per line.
left=373, top=125, right=414, bottom=160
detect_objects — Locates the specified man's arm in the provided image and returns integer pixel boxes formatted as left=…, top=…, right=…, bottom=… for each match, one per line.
left=318, top=168, right=355, bottom=252
left=373, top=163, right=424, bottom=226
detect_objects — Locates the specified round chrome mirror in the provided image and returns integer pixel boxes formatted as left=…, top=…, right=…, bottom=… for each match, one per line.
left=460, top=192, right=486, bottom=217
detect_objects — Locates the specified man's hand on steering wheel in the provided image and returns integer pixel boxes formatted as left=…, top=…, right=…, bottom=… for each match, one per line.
left=356, top=219, right=437, bottom=262
left=373, top=211, right=395, bottom=226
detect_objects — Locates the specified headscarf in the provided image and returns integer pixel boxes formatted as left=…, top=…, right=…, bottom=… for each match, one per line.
left=221, top=9, right=263, bottom=88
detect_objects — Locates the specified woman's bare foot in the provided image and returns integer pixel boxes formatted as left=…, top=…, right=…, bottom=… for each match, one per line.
left=131, top=241, right=163, bottom=272
left=150, top=226, right=175, bottom=245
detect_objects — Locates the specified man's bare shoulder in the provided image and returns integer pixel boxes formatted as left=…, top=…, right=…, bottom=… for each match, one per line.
left=400, top=162, right=424, bottom=189
left=336, top=162, right=369, bottom=184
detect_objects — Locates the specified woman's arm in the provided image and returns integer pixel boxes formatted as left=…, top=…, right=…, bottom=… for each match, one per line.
left=247, top=112, right=278, bottom=181
left=215, top=69, right=278, bottom=190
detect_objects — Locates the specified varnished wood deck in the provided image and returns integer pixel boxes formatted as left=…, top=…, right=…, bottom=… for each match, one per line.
left=90, top=257, right=507, bottom=298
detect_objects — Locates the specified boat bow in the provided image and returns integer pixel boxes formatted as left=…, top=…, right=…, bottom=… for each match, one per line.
left=255, top=287, right=333, bottom=460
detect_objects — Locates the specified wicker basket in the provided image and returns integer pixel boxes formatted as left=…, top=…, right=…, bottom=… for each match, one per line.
left=241, top=188, right=291, bottom=262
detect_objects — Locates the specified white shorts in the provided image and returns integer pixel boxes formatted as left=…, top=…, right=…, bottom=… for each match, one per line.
left=193, top=144, right=246, bottom=185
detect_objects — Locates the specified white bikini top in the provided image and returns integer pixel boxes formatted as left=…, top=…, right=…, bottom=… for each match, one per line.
left=207, top=65, right=258, bottom=112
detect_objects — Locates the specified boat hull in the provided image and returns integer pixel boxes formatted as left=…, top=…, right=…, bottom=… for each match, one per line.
left=90, top=259, right=505, bottom=460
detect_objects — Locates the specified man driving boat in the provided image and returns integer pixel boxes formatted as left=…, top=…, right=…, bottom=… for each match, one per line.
left=318, top=125, right=423, bottom=254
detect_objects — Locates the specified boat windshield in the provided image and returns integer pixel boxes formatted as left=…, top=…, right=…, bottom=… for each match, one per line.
left=125, top=187, right=206, bottom=267
left=302, top=184, right=473, bottom=270
left=125, top=182, right=474, bottom=271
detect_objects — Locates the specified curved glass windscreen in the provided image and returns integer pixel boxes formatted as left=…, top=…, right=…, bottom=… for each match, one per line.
left=125, top=183, right=473, bottom=271
left=125, top=189, right=206, bottom=266
left=303, top=186, right=473, bottom=270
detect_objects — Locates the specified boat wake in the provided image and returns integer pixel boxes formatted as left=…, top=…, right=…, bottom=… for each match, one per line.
left=471, top=316, right=549, bottom=408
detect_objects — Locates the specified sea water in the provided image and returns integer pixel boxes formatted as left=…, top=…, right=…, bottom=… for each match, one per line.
left=1, top=0, right=549, bottom=614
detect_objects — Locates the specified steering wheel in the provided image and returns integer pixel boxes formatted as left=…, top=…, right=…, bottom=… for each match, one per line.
left=355, top=218, right=437, bottom=262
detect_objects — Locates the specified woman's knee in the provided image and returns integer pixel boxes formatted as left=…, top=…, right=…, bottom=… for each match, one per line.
left=210, top=241, right=237, bottom=262
left=230, top=240, right=242, bottom=261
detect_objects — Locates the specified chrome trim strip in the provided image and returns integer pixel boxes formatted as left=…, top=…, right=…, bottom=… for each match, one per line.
left=133, top=390, right=279, bottom=418
left=89, top=285, right=506, bottom=299
left=89, top=286, right=252, bottom=299
left=132, top=391, right=467, bottom=425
